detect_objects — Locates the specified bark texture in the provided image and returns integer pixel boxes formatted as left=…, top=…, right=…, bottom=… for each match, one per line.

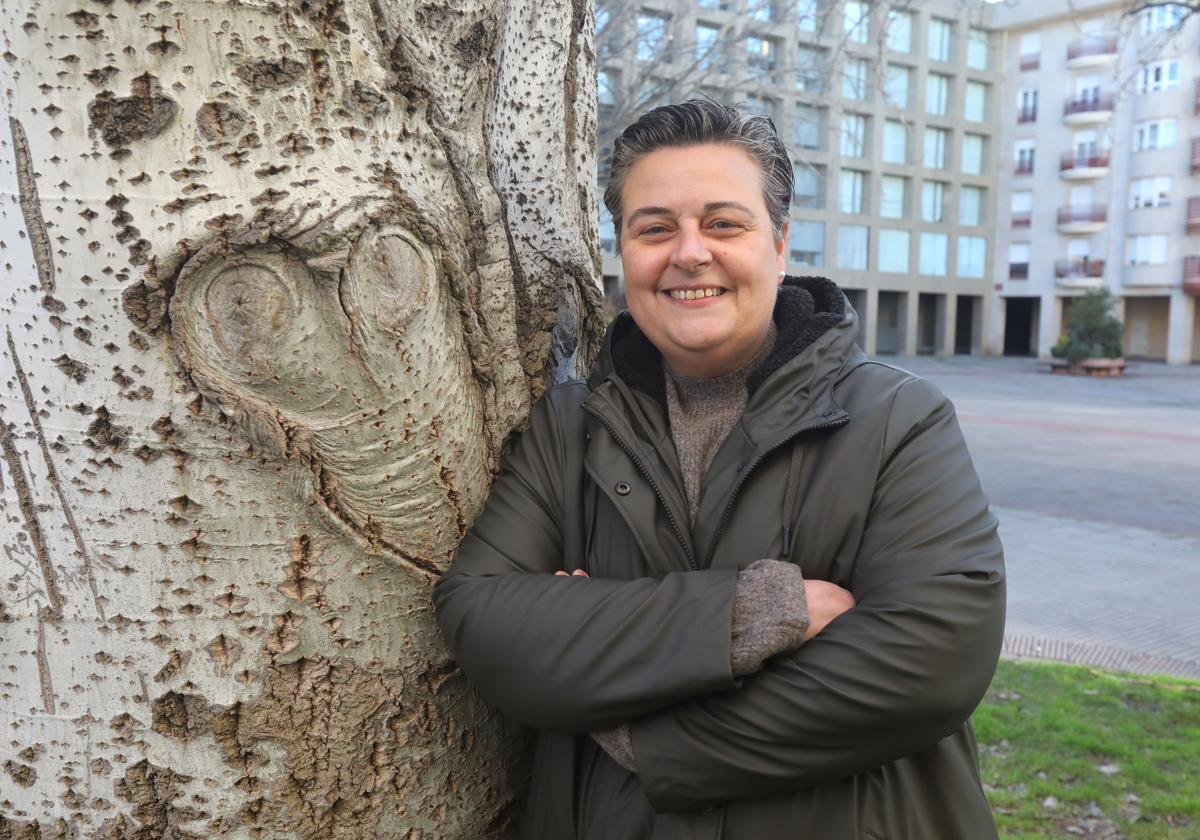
left=0, top=0, right=601, bottom=836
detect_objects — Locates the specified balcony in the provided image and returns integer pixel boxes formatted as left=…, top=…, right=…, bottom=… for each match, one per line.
left=1191, top=138, right=1200, bottom=173
left=1194, top=78, right=1200, bottom=115
left=1020, top=52, right=1040, bottom=71
left=1189, top=197, right=1200, bottom=234
left=1065, top=35, right=1118, bottom=69
left=1009, top=262, right=1029, bottom=279
left=1063, top=93, right=1114, bottom=125
left=1185, top=256, right=1200, bottom=295
left=1057, top=204, right=1107, bottom=234
left=1017, top=106, right=1038, bottom=123
left=1015, top=159, right=1035, bottom=176
left=1059, top=150, right=1110, bottom=180
left=1055, top=257, right=1105, bottom=289
left=1011, top=210, right=1031, bottom=228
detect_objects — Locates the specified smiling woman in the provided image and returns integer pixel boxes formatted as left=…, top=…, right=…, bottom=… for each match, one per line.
left=435, top=100, right=1006, bottom=839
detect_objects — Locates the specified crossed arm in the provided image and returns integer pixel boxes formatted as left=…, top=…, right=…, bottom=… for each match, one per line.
left=433, top=379, right=1004, bottom=812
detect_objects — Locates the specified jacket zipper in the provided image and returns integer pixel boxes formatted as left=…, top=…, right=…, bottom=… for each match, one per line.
left=582, top=403, right=698, bottom=571
left=703, top=414, right=850, bottom=569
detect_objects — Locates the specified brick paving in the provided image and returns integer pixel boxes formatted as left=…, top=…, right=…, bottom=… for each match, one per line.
left=891, top=356, right=1200, bottom=679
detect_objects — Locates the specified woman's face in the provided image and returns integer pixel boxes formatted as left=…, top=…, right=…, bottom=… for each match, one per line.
left=619, top=143, right=787, bottom=378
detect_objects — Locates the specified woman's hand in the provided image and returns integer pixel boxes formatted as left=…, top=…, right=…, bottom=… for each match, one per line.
left=802, top=579, right=855, bottom=641
left=554, top=569, right=590, bottom=577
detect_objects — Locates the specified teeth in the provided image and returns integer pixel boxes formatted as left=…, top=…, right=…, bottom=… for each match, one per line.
left=669, top=288, right=724, bottom=300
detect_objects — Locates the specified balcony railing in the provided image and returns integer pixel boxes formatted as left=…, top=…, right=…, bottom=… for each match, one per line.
left=1184, top=256, right=1200, bottom=294
left=1066, top=36, right=1118, bottom=62
left=1063, top=93, right=1114, bottom=116
left=1192, top=138, right=1200, bottom=173
left=1057, top=205, right=1108, bottom=225
left=1020, top=52, right=1040, bottom=71
left=1011, top=210, right=1031, bottom=228
left=1194, top=77, right=1200, bottom=115
left=1055, top=258, right=1105, bottom=278
left=1017, top=106, right=1038, bottom=123
left=1188, top=197, right=1200, bottom=234
left=1009, top=262, right=1029, bottom=279
left=1015, top=159, right=1035, bottom=175
left=1059, top=150, right=1110, bottom=171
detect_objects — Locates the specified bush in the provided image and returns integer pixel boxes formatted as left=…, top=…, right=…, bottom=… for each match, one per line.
left=1051, top=289, right=1123, bottom=362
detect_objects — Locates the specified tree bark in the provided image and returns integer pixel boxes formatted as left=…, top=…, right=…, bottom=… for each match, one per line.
left=0, top=0, right=600, bottom=836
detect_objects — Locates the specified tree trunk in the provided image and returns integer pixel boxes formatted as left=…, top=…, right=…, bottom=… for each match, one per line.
left=0, top=0, right=600, bottom=836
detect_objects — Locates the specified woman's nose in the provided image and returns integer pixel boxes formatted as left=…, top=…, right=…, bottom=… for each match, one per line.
left=670, top=225, right=712, bottom=272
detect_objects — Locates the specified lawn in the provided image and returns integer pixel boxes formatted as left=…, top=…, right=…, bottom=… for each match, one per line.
left=974, top=659, right=1200, bottom=839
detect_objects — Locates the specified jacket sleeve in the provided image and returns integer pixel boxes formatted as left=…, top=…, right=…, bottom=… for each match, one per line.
left=433, top=387, right=740, bottom=735
left=629, top=377, right=1006, bottom=812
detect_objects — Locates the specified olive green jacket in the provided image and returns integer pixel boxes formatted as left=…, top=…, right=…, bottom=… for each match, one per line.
left=434, top=278, right=1005, bottom=839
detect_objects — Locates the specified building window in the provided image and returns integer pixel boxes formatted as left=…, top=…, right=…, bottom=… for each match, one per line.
left=844, top=0, right=869, bottom=44
left=747, top=37, right=779, bottom=79
left=790, top=220, right=825, bottom=265
left=964, top=82, right=987, bottom=122
left=744, top=95, right=774, bottom=118
left=841, top=113, right=867, bottom=157
left=957, top=235, right=987, bottom=277
left=1129, top=175, right=1172, bottom=208
left=922, top=180, right=946, bottom=222
left=1012, top=191, right=1032, bottom=213
left=597, top=71, right=617, bottom=107
left=1009, top=242, right=1030, bottom=277
left=696, top=23, right=723, bottom=71
left=837, top=224, right=869, bottom=269
left=793, top=163, right=824, bottom=208
left=839, top=169, right=866, bottom=213
left=1017, top=88, right=1038, bottom=122
left=842, top=57, right=869, bottom=100
left=885, top=9, right=912, bottom=52
left=749, top=0, right=776, bottom=23
left=1139, top=60, right=1180, bottom=92
left=1125, top=234, right=1169, bottom=265
left=879, top=229, right=911, bottom=273
left=797, top=0, right=819, bottom=32
left=794, top=104, right=823, bottom=149
left=928, top=18, right=952, bottom=62
left=637, top=13, right=671, bottom=63
left=919, top=232, right=949, bottom=275
left=880, top=175, right=906, bottom=218
left=1140, top=4, right=1186, bottom=34
left=1020, top=31, right=1041, bottom=67
left=967, top=27, right=989, bottom=70
left=923, top=126, right=948, bottom=169
left=961, top=133, right=984, bottom=175
left=697, top=0, right=728, bottom=8
left=599, top=203, right=616, bottom=253
left=959, top=185, right=983, bottom=225
left=926, top=73, right=950, bottom=116
left=796, top=46, right=825, bottom=92
left=1015, top=139, right=1035, bottom=173
left=884, top=64, right=910, bottom=107
left=1135, top=118, right=1177, bottom=151
left=882, top=119, right=907, bottom=163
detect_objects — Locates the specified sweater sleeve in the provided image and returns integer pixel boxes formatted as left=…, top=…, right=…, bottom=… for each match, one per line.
left=628, top=378, right=1006, bottom=812
left=433, top=387, right=740, bottom=735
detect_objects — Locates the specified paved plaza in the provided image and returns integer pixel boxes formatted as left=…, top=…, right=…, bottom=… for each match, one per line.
left=892, top=355, right=1200, bottom=678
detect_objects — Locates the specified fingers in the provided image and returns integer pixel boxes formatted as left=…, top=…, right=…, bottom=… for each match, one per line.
left=554, top=569, right=589, bottom=577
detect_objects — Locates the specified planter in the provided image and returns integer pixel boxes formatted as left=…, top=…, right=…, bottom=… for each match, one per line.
left=1048, top=357, right=1125, bottom=377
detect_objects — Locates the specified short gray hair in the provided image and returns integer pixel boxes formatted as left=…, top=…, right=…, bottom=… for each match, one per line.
left=602, top=99, right=793, bottom=253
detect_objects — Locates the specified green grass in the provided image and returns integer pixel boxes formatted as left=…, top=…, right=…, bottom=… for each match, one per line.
left=973, top=660, right=1200, bottom=839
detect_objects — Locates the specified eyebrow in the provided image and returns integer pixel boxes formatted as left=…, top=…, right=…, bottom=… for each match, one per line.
left=625, top=201, right=757, bottom=226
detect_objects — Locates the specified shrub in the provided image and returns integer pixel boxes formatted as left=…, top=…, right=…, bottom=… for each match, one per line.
left=1051, top=289, right=1123, bottom=362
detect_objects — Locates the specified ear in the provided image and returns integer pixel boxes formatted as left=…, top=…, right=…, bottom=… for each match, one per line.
left=775, top=220, right=789, bottom=283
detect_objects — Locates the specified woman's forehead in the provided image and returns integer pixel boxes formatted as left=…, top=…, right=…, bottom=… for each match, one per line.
left=623, top=145, right=765, bottom=213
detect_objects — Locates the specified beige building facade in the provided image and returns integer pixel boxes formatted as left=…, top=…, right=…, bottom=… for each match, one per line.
left=598, top=0, right=1200, bottom=363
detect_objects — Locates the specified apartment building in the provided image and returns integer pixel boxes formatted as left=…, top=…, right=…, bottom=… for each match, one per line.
left=597, top=0, right=999, bottom=357
left=990, top=0, right=1199, bottom=363
left=598, top=0, right=1200, bottom=363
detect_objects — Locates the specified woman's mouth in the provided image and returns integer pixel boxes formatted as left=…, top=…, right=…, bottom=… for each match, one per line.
left=667, top=288, right=726, bottom=300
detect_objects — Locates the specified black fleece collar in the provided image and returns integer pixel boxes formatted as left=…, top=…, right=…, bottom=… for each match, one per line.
left=602, top=276, right=847, bottom=409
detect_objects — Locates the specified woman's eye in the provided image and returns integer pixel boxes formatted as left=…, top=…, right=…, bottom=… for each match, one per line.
left=639, top=224, right=669, bottom=236
left=709, top=219, right=741, bottom=231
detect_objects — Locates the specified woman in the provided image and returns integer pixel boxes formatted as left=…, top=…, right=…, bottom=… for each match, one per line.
left=434, top=100, right=1005, bottom=839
